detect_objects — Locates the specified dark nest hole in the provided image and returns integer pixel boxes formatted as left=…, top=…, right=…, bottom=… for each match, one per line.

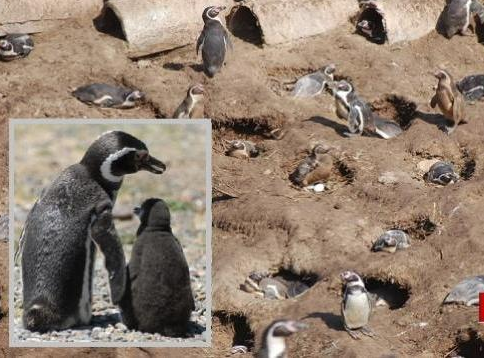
left=335, top=160, right=356, bottom=184
left=453, top=328, right=484, bottom=358
left=460, top=149, right=476, bottom=180
left=93, top=8, right=126, bottom=40
left=371, top=95, right=418, bottom=130
left=275, top=268, right=320, bottom=289
left=213, top=119, right=274, bottom=142
left=214, top=311, right=255, bottom=350
left=363, top=276, right=411, bottom=310
left=227, top=6, right=263, bottom=46
left=355, top=7, right=387, bottom=45
left=392, top=215, right=437, bottom=241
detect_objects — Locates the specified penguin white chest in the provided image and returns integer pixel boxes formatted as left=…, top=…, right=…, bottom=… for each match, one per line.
left=267, top=336, right=286, bottom=358
left=344, top=292, right=370, bottom=329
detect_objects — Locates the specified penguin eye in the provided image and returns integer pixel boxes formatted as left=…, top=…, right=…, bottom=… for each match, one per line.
left=136, top=151, right=148, bottom=162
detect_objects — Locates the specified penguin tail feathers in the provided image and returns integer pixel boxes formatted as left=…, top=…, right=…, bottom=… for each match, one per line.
left=205, top=66, right=218, bottom=78
left=23, top=300, right=61, bottom=333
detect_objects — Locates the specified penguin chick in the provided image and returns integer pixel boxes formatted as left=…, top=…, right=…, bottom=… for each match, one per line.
left=440, top=0, right=474, bottom=38
left=331, top=80, right=376, bottom=138
left=72, top=83, right=145, bottom=109
left=457, top=74, right=484, bottom=101
left=426, top=161, right=459, bottom=185
left=225, top=140, right=259, bottom=159
left=0, top=34, right=34, bottom=61
left=430, top=69, right=466, bottom=134
left=197, top=6, right=232, bottom=78
left=257, top=320, right=308, bottom=358
left=173, top=84, right=205, bottom=118
left=341, top=271, right=374, bottom=340
left=119, top=198, right=195, bottom=337
left=20, top=131, right=166, bottom=333
left=371, top=230, right=411, bottom=253
left=291, top=64, right=336, bottom=98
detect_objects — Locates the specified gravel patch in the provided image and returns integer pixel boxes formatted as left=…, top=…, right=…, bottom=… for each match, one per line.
left=13, top=240, right=207, bottom=344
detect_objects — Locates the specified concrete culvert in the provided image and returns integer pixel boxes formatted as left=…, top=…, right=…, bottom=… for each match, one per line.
left=355, top=0, right=445, bottom=45
left=234, top=0, right=359, bottom=46
left=0, top=0, right=103, bottom=35
left=227, top=5, right=263, bottom=46
left=99, top=0, right=233, bottom=58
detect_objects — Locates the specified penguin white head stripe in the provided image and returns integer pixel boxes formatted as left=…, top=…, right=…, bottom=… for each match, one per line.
left=324, top=63, right=336, bottom=76
left=334, top=80, right=354, bottom=106
left=100, top=147, right=138, bottom=182
left=341, top=271, right=365, bottom=288
left=0, top=40, right=11, bottom=51
left=190, top=83, right=205, bottom=97
left=261, top=319, right=308, bottom=358
left=203, top=6, right=226, bottom=23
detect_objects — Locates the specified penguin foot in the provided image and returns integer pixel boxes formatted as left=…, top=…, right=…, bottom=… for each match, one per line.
left=360, top=326, right=376, bottom=338
left=345, top=328, right=361, bottom=340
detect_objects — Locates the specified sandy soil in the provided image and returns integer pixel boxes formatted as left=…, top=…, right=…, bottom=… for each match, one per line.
left=0, top=8, right=483, bottom=358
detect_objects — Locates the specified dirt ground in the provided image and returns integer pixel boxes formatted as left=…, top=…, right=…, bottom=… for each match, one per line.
left=0, top=7, right=484, bottom=358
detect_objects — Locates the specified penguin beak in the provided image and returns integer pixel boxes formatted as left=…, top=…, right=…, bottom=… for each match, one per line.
left=133, top=206, right=141, bottom=216
left=140, top=155, right=166, bottom=174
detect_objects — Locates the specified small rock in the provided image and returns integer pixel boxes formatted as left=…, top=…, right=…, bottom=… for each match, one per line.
left=137, top=60, right=152, bottom=69
left=91, top=327, right=102, bottom=339
left=115, top=323, right=127, bottom=332
left=263, top=169, right=272, bottom=175
left=378, top=171, right=413, bottom=185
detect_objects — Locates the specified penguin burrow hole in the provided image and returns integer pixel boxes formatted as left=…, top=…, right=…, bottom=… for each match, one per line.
left=240, top=268, right=320, bottom=300
left=93, top=8, right=126, bottom=40
left=453, top=328, right=484, bottom=358
left=335, top=159, right=356, bottom=185
left=460, top=149, right=476, bottom=180
left=391, top=215, right=437, bottom=241
left=213, top=311, right=255, bottom=351
left=227, top=6, right=263, bottom=46
left=371, top=95, right=418, bottom=130
left=355, top=6, right=387, bottom=45
left=213, top=119, right=274, bottom=141
left=363, top=276, right=411, bottom=310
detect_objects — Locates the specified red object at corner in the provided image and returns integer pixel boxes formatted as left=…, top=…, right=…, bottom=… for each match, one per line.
left=480, top=292, right=484, bottom=323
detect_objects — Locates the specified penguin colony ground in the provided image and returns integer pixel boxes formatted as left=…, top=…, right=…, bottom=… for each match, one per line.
left=2, top=2, right=483, bottom=356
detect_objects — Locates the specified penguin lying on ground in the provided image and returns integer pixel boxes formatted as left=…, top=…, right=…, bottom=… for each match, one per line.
left=72, top=84, right=145, bottom=109
left=257, top=320, right=308, bottom=358
left=341, top=271, right=374, bottom=340
left=439, top=0, right=476, bottom=38
left=331, top=80, right=402, bottom=139
left=444, top=276, right=484, bottom=306
left=291, top=64, right=336, bottom=98
left=197, top=6, right=232, bottom=78
left=225, top=140, right=259, bottom=159
left=0, top=34, right=34, bottom=61
left=120, top=198, right=194, bottom=336
left=372, top=230, right=411, bottom=253
left=173, top=84, right=205, bottom=118
left=430, top=69, right=466, bottom=134
left=19, top=131, right=166, bottom=332
left=290, top=143, right=333, bottom=187
left=241, top=272, right=310, bottom=299
left=457, top=74, right=484, bottom=101
left=426, top=161, right=459, bottom=185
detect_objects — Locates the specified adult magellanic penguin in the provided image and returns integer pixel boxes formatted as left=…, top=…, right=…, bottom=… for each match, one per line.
left=197, top=6, right=232, bottom=78
left=119, top=198, right=195, bottom=336
left=173, top=84, right=205, bottom=119
left=257, top=320, right=308, bottom=358
left=0, top=34, right=34, bottom=61
left=19, top=131, right=166, bottom=332
left=439, top=0, right=474, bottom=38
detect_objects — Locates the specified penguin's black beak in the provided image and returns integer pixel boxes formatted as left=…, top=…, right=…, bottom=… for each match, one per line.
left=133, top=206, right=141, bottom=216
left=140, top=155, right=166, bottom=174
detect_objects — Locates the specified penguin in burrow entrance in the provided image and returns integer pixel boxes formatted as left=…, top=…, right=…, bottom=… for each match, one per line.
left=18, top=131, right=166, bottom=332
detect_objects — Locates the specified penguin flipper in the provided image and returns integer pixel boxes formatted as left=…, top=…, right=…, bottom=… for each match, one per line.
left=90, top=201, right=126, bottom=304
left=430, top=94, right=438, bottom=108
left=348, top=105, right=364, bottom=136
left=196, top=31, right=205, bottom=55
left=224, top=32, right=233, bottom=52
left=15, top=199, right=39, bottom=264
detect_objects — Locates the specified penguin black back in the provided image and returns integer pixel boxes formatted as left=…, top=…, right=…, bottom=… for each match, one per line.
left=120, top=198, right=195, bottom=337
left=197, top=6, right=231, bottom=78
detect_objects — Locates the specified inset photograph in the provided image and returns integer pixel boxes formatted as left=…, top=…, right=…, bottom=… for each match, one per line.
left=9, top=119, right=211, bottom=347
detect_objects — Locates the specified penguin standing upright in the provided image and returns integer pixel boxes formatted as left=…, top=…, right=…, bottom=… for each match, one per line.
left=19, top=131, right=166, bottom=332
left=257, top=319, right=308, bottom=358
left=341, top=271, right=374, bottom=340
left=173, top=84, right=205, bottom=118
left=119, top=198, right=195, bottom=336
left=197, top=6, right=232, bottom=78
left=439, top=0, right=474, bottom=38
left=0, top=34, right=34, bottom=61
left=430, top=69, right=466, bottom=134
